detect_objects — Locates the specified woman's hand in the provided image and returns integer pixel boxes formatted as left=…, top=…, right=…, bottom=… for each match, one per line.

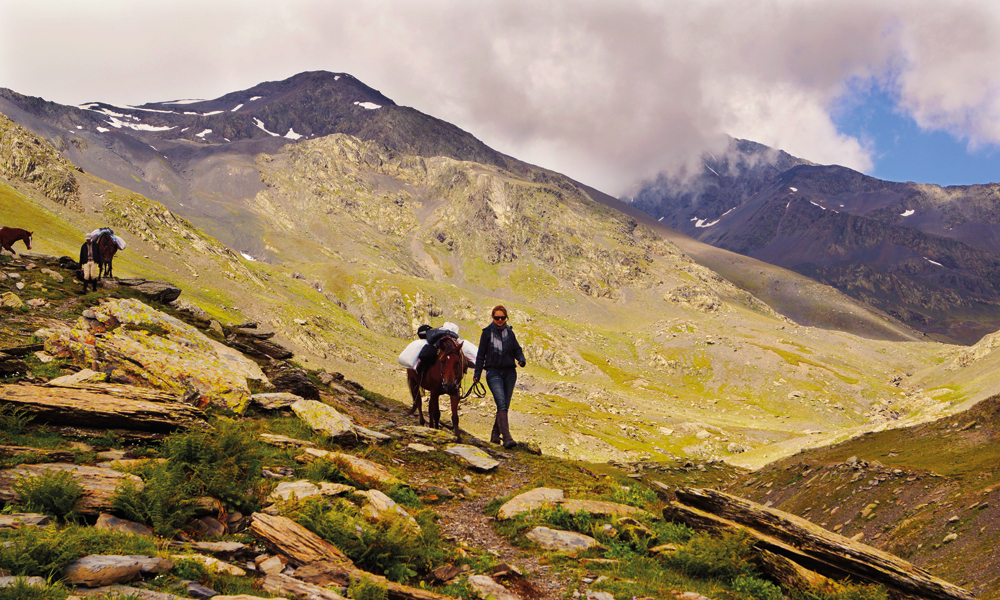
left=518, top=360, right=526, bottom=367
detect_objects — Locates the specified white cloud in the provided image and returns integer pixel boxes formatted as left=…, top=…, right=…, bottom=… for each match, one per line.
left=3, top=0, right=1000, bottom=192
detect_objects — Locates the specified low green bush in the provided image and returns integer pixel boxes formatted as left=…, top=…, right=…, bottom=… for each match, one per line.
left=349, top=575, right=388, bottom=600
left=12, top=469, right=82, bottom=523
left=732, top=574, right=783, bottom=600
left=288, top=496, right=448, bottom=583
left=112, top=462, right=198, bottom=537
left=0, top=578, right=72, bottom=600
left=384, top=484, right=422, bottom=510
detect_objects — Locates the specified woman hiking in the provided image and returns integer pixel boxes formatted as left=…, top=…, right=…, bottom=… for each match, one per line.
left=473, top=305, right=526, bottom=449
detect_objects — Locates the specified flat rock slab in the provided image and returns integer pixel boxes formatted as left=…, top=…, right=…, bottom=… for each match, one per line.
left=497, top=488, right=564, bottom=520
left=252, top=392, right=303, bottom=410
left=0, top=383, right=208, bottom=433
left=250, top=513, right=352, bottom=567
left=76, top=584, right=186, bottom=599
left=407, top=443, right=436, bottom=453
left=468, top=574, right=520, bottom=600
left=0, top=463, right=142, bottom=515
left=495, top=487, right=657, bottom=520
left=268, top=480, right=354, bottom=503
left=0, top=513, right=50, bottom=529
left=525, top=526, right=601, bottom=554
left=399, top=425, right=455, bottom=443
left=445, top=445, right=499, bottom=471
left=64, top=555, right=146, bottom=587
left=260, top=433, right=316, bottom=449
left=296, top=448, right=399, bottom=485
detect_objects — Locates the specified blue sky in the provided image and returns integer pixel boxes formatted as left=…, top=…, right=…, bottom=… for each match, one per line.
left=835, top=88, right=1000, bottom=186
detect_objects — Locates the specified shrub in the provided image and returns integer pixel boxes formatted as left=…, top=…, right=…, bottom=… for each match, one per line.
left=660, top=531, right=759, bottom=581
left=732, top=574, right=783, bottom=600
left=0, top=404, right=35, bottom=436
left=0, top=525, right=83, bottom=578
left=288, top=496, right=446, bottom=582
left=385, top=484, right=422, bottom=510
left=159, top=418, right=269, bottom=512
left=12, top=469, right=82, bottom=523
left=112, top=462, right=198, bottom=537
left=610, top=484, right=658, bottom=510
left=0, top=578, right=72, bottom=600
left=349, top=575, right=388, bottom=600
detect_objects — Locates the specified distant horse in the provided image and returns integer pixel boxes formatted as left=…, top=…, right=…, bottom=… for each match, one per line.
left=0, top=227, right=32, bottom=256
left=406, top=336, right=466, bottom=441
left=93, top=231, right=119, bottom=278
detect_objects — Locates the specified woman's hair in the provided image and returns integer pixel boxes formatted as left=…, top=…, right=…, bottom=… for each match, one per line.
left=491, top=304, right=508, bottom=318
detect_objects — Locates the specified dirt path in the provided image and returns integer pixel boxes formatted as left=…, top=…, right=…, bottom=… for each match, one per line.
left=433, top=457, right=572, bottom=600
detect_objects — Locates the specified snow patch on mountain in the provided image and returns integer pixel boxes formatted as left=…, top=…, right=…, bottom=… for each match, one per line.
left=231, top=104, right=243, bottom=112
left=254, top=118, right=279, bottom=137
left=354, top=101, right=381, bottom=110
left=285, top=128, right=302, bottom=140
left=196, top=129, right=211, bottom=138
left=901, top=209, right=915, bottom=217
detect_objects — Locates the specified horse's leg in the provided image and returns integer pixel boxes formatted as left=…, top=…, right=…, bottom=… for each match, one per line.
left=428, top=391, right=441, bottom=430
left=450, top=392, right=461, bottom=442
left=406, top=370, right=425, bottom=426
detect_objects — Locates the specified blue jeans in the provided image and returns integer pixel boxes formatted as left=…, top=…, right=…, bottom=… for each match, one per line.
left=485, top=369, right=517, bottom=411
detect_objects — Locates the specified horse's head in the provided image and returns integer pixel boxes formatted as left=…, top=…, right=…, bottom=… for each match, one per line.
left=437, top=338, right=465, bottom=395
left=25, top=231, right=32, bottom=250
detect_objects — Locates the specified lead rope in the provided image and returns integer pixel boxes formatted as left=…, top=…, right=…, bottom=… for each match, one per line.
left=460, top=378, right=486, bottom=400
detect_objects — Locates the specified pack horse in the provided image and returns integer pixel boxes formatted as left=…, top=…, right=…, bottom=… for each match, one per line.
left=407, top=336, right=467, bottom=442
left=0, top=227, right=32, bottom=256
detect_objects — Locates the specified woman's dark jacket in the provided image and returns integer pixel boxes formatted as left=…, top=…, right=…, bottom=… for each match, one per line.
left=474, top=322, right=526, bottom=380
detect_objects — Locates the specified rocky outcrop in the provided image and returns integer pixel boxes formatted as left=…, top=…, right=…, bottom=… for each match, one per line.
left=36, top=299, right=257, bottom=412
left=0, top=463, right=143, bottom=515
left=0, top=383, right=208, bottom=433
left=0, top=113, right=81, bottom=207
left=664, top=486, right=976, bottom=600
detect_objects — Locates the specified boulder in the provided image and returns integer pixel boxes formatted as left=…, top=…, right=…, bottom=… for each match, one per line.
left=0, top=292, right=23, bottom=309
left=263, top=361, right=318, bottom=398
left=95, top=513, right=153, bottom=536
left=497, top=488, right=564, bottom=520
left=357, top=489, right=420, bottom=531
left=36, top=299, right=254, bottom=412
left=249, top=513, right=352, bottom=567
left=468, top=575, right=520, bottom=600
left=524, top=526, right=601, bottom=554
left=252, top=392, right=303, bottom=410
left=115, top=279, right=182, bottom=303
left=63, top=555, right=145, bottom=587
left=444, top=445, right=499, bottom=471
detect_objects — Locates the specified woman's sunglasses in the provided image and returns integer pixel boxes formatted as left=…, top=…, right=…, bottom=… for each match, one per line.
left=493, top=315, right=507, bottom=321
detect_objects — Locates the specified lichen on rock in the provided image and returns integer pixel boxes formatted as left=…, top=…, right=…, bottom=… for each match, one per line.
left=36, top=299, right=255, bottom=412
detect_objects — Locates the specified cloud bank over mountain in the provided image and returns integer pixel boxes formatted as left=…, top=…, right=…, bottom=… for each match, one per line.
left=3, top=0, right=1000, bottom=193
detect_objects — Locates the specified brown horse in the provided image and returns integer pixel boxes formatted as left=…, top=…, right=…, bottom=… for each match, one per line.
left=406, top=336, right=466, bottom=441
left=0, top=227, right=32, bottom=256
left=94, top=231, right=119, bottom=278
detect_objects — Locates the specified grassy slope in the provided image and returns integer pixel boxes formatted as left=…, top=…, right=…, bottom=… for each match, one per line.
left=725, top=394, right=1000, bottom=598
left=0, top=131, right=976, bottom=469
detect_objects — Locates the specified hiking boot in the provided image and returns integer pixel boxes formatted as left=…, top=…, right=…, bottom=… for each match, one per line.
left=490, top=415, right=502, bottom=444
left=497, top=410, right=517, bottom=449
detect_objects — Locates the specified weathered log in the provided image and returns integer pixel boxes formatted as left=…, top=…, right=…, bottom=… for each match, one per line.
left=0, top=463, right=143, bottom=515
left=668, top=487, right=975, bottom=600
left=249, top=513, right=352, bottom=567
left=261, top=572, right=347, bottom=600
left=295, top=560, right=459, bottom=600
left=0, top=384, right=209, bottom=432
